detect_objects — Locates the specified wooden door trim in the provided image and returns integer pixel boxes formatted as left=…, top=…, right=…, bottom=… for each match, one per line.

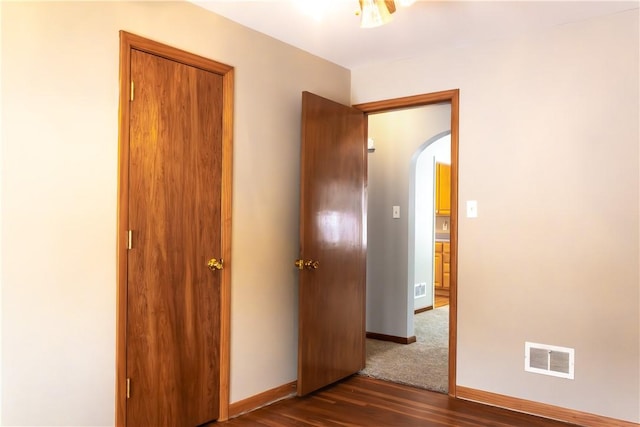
left=354, top=89, right=460, bottom=398
left=115, top=31, right=234, bottom=425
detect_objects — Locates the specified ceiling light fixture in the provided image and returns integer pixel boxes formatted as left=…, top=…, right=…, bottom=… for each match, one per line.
left=357, top=0, right=415, bottom=29
left=358, top=0, right=395, bottom=28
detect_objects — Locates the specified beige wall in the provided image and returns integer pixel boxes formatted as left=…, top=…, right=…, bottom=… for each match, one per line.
left=0, top=1, right=349, bottom=425
left=353, top=8, right=640, bottom=423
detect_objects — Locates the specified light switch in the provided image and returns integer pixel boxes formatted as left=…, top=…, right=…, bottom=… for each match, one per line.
left=392, top=205, right=400, bottom=219
left=466, top=200, right=478, bottom=218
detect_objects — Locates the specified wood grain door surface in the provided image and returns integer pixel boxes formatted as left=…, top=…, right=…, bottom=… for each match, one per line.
left=297, top=91, right=367, bottom=396
left=126, top=49, right=223, bottom=426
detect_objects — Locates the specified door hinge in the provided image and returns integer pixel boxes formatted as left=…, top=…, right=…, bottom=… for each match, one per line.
left=130, top=80, right=134, bottom=101
left=127, top=230, right=132, bottom=250
left=126, top=378, right=131, bottom=399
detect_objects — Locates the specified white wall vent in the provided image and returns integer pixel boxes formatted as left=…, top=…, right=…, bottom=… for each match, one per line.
left=525, top=342, right=574, bottom=379
left=414, top=282, right=427, bottom=298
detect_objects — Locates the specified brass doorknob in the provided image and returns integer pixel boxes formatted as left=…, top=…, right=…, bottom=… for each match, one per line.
left=207, top=258, right=224, bottom=271
left=295, top=259, right=320, bottom=270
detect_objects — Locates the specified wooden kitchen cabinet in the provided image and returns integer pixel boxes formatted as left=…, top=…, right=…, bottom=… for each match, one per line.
left=435, top=163, right=451, bottom=215
left=434, top=241, right=450, bottom=291
left=443, top=242, right=450, bottom=289
left=434, top=242, right=443, bottom=288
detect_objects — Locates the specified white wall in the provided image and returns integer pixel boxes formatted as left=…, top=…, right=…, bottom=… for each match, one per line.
left=413, top=134, right=450, bottom=311
left=0, top=3, right=3, bottom=422
left=354, top=8, right=640, bottom=423
left=1, top=2, right=350, bottom=425
left=367, top=105, right=451, bottom=338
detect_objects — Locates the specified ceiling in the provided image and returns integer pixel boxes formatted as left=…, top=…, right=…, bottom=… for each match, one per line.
left=190, top=1, right=638, bottom=69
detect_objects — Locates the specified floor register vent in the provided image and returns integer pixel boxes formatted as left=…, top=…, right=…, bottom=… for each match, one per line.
left=414, top=282, right=427, bottom=298
left=525, top=342, right=574, bottom=380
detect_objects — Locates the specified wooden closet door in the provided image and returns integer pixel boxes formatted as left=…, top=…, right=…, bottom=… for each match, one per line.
left=126, top=48, right=223, bottom=426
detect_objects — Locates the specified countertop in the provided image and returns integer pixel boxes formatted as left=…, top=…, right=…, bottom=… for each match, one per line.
left=435, top=232, right=450, bottom=242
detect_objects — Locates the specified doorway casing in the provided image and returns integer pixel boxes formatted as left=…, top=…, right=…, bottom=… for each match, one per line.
left=355, top=89, right=459, bottom=396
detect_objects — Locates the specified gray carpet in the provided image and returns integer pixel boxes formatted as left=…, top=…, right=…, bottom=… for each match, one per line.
left=359, top=305, right=449, bottom=393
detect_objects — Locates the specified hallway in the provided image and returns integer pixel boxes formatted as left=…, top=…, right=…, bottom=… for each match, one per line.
left=361, top=292, right=450, bottom=393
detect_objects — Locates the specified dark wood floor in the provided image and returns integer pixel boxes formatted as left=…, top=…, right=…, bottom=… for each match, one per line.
left=220, top=375, right=577, bottom=426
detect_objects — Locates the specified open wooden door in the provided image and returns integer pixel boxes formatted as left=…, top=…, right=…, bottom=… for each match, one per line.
left=297, top=92, right=367, bottom=396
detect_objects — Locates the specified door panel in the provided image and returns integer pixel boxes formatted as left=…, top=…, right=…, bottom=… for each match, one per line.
left=297, top=92, right=367, bottom=396
left=126, top=49, right=222, bottom=426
